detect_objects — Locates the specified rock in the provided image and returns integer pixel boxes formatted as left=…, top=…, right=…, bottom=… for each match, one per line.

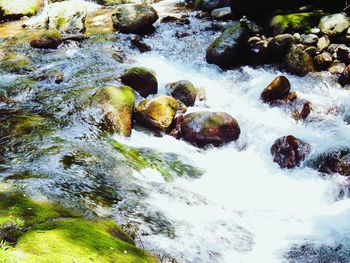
left=284, top=44, right=315, bottom=76
left=167, top=80, right=197, bottom=106
left=0, top=0, right=44, bottom=21
left=335, top=45, right=350, bottom=64
left=131, top=36, right=151, bottom=52
left=246, top=36, right=268, bottom=65
left=91, top=85, right=135, bottom=136
left=135, top=96, right=179, bottom=131
left=267, top=34, right=295, bottom=62
left=316, top=35, right=330, bottom=52
left=328, top=61, right=346, bottom=75
left=314, top=52, right=333, bottom=70
left=46, top=0, right=89, bottom=33
left=111, top=4, right=158, bottom=33
left=314, top=150, right=350, bottom=176
left=210, top=7, right=231, bottom=20
left=160, top=16, right=190, bottom=25
left=177, top=111, right=240, bottom=146
left=319, top=13, right=350, bottom=36
left=269, top=12, right=321, bottom=36
left=304, top=46, right=317, bottom=57
left=300, top=34, right=318, bottom=45
left=338, top=65, right=350, bottom=86
left=291, top=99, right=312, bottom=120
left=30, top=29, right=62, bottom=49
left=206, top=22, right=250, bottom=68
left=270, top=135, right=311, bottom=169
left=120, top=67, right=158, bottom=97
left=0, top=53, right=32, bottom=73
left=261, top=76, right=291, bottom=103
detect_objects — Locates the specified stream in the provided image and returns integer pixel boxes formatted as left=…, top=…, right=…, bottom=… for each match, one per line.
left=1, top=0, right=350, bottom=262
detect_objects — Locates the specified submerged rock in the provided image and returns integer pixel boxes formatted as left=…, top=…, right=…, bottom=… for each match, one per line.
left=167, top=80, right=197, bottom=107
left=0, top=0, right=44, bottom=21
left=284, top=44, right=315, bottom=76
left=271, top=135, right=311, bottom=169
left=91, top=85, right=135, bottom=136
left=261, top=76, right=291, bottom=103
left=135, top=96, right=179, bottom=131
left=120, top=67, right=158, bottom=97
left=177, top=111, right=241, bottom=146
left=111, top=4, right=158, bottom=33
left=30, top=29, right=62, bottom=49
left=319, top=13, right=350, bottom=36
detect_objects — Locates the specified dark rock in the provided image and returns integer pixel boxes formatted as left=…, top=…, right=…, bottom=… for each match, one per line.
left=261, top=76, right=291, bottom=103
left=267, top=34, right=295, bottom=62
left=247, top=36, right=268, bottom=65
left=284, top=44, right=315, bottom=76
left=206, top=22, right=250, bottom=68
left=177, top=111, right=241, bottom=146
left=336, top=45, right=350, bottom=64
left=271, top=135, right=311, bottom=169
left=314, top=150, right=350, bottom=176
left=338, top=65, right=350, bottom=86
left=120, top=67, right=158, bottom=97
left=304, top=46, right=317, bottom=57
left=160, top=16, right=190, bottom=25
left=131, top=36, right=151, bottom=52
left=111, top=4, right=158, bottom=33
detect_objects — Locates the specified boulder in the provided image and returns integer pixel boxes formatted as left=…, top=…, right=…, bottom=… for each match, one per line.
left=168, top=80, right=197, bottom=107
left=328, top=61, right=346, bottom=75
left=177, top=111, right=240, bottom=146
left=314, top=150, right=350, bottom=176
left=284, top=44, right=315, bottom=76
left=210, top=7, right=231, bottom=20
left=120, top=67, right=158, bottom=97
left=206, top=22, right=250, bottom=68
left=261, top=76, right=291, bottom=103
left=267, top=34, right=295, bottom=62
left=270, top=135, right=311, bottom=169
left=135, top=96, right=179, bottom=131
left=111, top=4, right=158, bottom=33
left=46, top=0, right=90, bottom=34
left=0, top=0, right=44, bottom=21
left=91, top=85, right=135, bottom=136
left=30, top=29, right=62, bottom=49
left=269, top=12, right=321, bottom=36
left=319, top=13, right=350, bottom=36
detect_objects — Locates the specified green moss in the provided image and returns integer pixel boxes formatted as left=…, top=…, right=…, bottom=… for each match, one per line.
left=124, top=67, right=156, bottom=81
left=0, top=54, right=31, bottom=73
left=0, top=185, right=156, bottom=262
left=109, top=139, right=204, bottom=181
left=270, top=12, right=322, bottom=35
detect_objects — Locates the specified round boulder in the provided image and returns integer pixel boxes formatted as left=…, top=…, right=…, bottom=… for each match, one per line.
left=111, top=4, right=158, bottom=33
left=270, top=135, right=311, bottom=169
left=91, top=85, right=135, bottom=136
left=179, top=111, right=241, bottom=146
left=284, top=44, right=315, bottom=76
left=135, top=96, right=179, bottom=131
left=120, top=67, right=158, bottom=97
left=168, top=80, right=197, bottom=107
left=261, top=76, right=291, bottom=103
left=29, top=29, right=62, bottom=49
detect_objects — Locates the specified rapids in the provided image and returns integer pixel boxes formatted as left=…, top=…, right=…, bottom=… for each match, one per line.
left=1, top=0, right=350, bottom=262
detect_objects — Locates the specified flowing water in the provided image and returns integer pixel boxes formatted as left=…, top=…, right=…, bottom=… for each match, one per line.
left=1, top=1, right=350, bottom=262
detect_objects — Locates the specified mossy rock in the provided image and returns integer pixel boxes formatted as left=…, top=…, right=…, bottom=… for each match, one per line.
left=168, top=80, right=197, bottom=107
left=0, top=0, right=44, bottom=21
left=270, top=12, right=322, bottom=35
left=29, top=29, right=62, bottom=49
left=135, top=96, right=179, bottom=131
left=99, top=0, right=131, bottom=5
left=206, top=22, right=249, bottom=68
left=284, top=44, right=315, bottom=76
left=0, top=185, right=156, bottom=262
left=111, top=4, right=158, bottom=33
left=92, top=85, right=135, bottom=136
left=0, top=53, right=31, bottom=73
left=120, top=67, right=158, bottom=97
